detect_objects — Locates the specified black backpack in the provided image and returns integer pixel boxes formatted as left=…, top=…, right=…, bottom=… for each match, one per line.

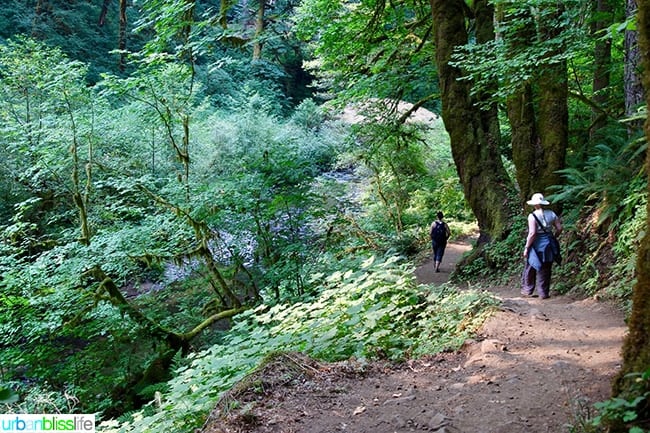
left=431, top=222, right=446, bottom=243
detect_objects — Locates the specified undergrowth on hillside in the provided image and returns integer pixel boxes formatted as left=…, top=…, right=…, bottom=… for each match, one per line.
left=452, top=217, right=528, bottom=285
left=99, top=255, right=497, bottom=432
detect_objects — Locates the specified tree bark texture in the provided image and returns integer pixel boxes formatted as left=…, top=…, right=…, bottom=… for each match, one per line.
left=536, top=58, right=568, bottom=199
left=504, top=3, right=568, bottom=209
left=473, top=0, right=502, bottom=154
left=430, top=0, right=514, bottom=244
left=625, top=0, right=644, bottom=133
left=614, top=0, right=650, bottom=403
left=537, top=5, right=568, bottom=200
left=253, top=0, right=266, bottom=60
left=502, top=6, right=540, bottom=204
left=590, top=0, right=613, bottom=140
left=508, top=83, right=539, bottom=202
left=99, top=0, right=112, bottom=26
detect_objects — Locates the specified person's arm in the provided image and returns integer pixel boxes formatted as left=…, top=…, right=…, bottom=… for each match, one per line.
left=523, top=214, right=537, bottom=258
left=445, top=223, right=451, bottom=239
left=553, top=213, right=563, bottom=236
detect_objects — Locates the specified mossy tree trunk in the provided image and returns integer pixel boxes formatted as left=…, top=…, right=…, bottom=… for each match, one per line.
left=84, top=265, right=247, bottom=415
left=253, top=0, right=265, bottom=60
left=536, top=62, right=568, bottom=204
left=625, top=0, right=644, bottom=134
left=505, top=3, right=568, bottom=207
left=508, top=82, right=539, bottom=203
left=473, top=0, right=502, bottom=155
left=536, top=5, right=568, bottom=204
left=590, top=0, right=613, bottom=142
left=505, top=3, right=569, bottom=203
left=503, top=5, right=539, bottom=204
left=430, top=0, right=515, bottom=244
left=613, top=0, right=650, bottom=405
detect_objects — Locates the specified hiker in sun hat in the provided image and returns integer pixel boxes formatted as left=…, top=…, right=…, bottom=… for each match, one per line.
left=521, top=193, right=562, bottom=299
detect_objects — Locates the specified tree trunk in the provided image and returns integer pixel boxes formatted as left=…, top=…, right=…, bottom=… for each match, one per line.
left=536, top=4, right=568, bottom=203
left=625, top=0, right=644, bottom=134
left=429, top=0, right=514, bottom=244
left=590, top=0, right=613, bottom=141
left=537, top=60, right=568, bottom=198
left=99, top=0, right=112, bottom=26
left=473, top=0, right=502, bottom=154
left=181, top=0, right=196, bottom=67
left=118, top=0, right=127, bottom=71
left=614, top=0, right=650, bottom=406
left=503, top=2, right=568, bottom=208
left=502, top=5, right=540, bottom=204
left=253, top=0, right=266, bottom=60
left=508, top=84, right=539, bottom=202
left=219, top=0, right=234, bottom=28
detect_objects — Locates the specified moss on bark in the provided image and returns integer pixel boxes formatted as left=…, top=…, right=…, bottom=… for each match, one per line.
left=430, top=0, right=515, bottom=244
left=614, top=0, right=650, bottom=408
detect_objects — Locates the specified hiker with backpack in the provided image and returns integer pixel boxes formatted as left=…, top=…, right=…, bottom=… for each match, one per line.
left=521, top=193, right=563, bottom=299
left=430, top=211, right=451, bottom=272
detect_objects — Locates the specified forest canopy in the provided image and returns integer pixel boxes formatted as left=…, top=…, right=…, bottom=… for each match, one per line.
left=0, top=0, right=649, bottom=432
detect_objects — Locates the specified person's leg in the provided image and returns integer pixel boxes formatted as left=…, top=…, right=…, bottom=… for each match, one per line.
left=537, top=262, right=553, bottom=298
left=521, top=262, right=536, bottom=296
left=433, top=244, right=442, bottom=272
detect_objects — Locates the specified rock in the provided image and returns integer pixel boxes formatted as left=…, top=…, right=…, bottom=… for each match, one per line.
left=433, top=425, right=462, bottom=433
left=392, top=414, right=407, bottom=428
left=428, top=412, right=450, bottom=430
left=383, top=393, right=416, bottom=405
left=529, top=308, right=548, bottom=321
left=480, top=339, right=507, bottom=353
left=487, top=421, right=527, bottom=433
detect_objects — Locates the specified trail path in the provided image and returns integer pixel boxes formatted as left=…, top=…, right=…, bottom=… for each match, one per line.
left=414, top=241, right=470, bottom=285
left=205, top=241, right=627, bottom=433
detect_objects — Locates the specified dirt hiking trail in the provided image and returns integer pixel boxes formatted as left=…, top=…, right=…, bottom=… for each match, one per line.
left=204, top=241, right=627, bottom=433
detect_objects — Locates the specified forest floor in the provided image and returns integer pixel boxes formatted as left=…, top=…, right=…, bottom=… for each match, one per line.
left=202, top=241, right=627, bottom=433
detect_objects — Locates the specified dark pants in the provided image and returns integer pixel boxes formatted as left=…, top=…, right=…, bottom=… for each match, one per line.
left=432, top=241, right=446, bottom=262
left=521, top=261, right=553, bottom=298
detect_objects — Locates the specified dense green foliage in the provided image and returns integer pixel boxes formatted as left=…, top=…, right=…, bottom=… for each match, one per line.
left=592, top=366, right=650, bottom=433
left=0, top=0, right=648, bottom=431
left=99, top=256, right=496, bottom=432
left=0, top=0, right=135, bottom=82
left=0, top=24, right=470, bottom=427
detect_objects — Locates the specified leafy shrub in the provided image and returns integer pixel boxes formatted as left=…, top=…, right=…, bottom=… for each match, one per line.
left=604, top=190, right=647, bottom=305
left=99, top=255, right=497, bottom=432
left=591, top=368, right=650, bottom=433
left=4, top=383, right=79, bottom=415
left=454, top=216, right=527, bottom=284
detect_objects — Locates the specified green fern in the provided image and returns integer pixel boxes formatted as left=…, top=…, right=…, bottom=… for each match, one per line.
left=554, top=136, right=647, bottom=231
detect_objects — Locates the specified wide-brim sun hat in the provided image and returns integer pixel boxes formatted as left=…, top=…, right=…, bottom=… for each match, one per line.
left=527, top=193, right=550, bottom=206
